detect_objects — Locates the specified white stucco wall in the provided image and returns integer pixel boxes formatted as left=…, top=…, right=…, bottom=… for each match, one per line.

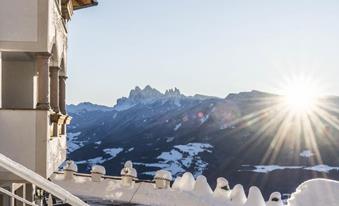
left=2, top=60, right=37, bottom=109
left=0, top=110, right=37, bottom=171
left=0, top=0, right=50, bottom=52
left=0, top=0, right=38, bottom=42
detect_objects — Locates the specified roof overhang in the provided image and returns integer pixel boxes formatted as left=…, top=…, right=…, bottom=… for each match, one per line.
left=72, top=0, right=98, bottom=10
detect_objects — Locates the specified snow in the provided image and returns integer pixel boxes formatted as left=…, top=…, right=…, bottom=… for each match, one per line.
left=240, top=165, right=302, bottom=173
left=76, top=157, right=106, bottom=165
left=243, top=186, right=265, bottom=206
left=288, top=179, right=339, bottom=206
left=52, top=173, right=230, bottom=206
left=124, top=160, right=133, bottom=168
left=174, top=123, right=182, bottom=131
left=267, top=192, right=283, bottom=206
left=174, top=143, right=213, bottom=156
left=166, top=137, right=175, bottom=143
left=194, top=175, right=213, bottom=196
left=67, top=132, right=83, bottom=153
left=158, top=149, right=183, bottom=161
left=63, top=160, right=78, bottom=172
left=137, top=143, right=213, bottom=177
left=103, top=148, right=124, bottom=157
left=155, top=170, right=172, bottom=181
left=155, top=143, right=213, bottom=176
left=113, top=103, right=136, bottom=111
left=200, top=114, right=210, bottom=125
left=304, top=164, right=339, bottom=173
left=127, top=147, right=134, bottom=152
left=299, top=150, right=314, bottom=158
left=241, top=164, right=339, bottom=173
left=0, top=153, right=88, bottom=206
left=91, top=165, right=106, bottom=175
left=51, top=166, right=339, bottom=206
left=174, top=98, right=181, bottom=107
left=76, top=148, right=123, bottom=165
left=213, top=177, right=231, bottom=201
left=230, top=184, right=247, bottom=205
left=174, top=172, right=195, bottom=191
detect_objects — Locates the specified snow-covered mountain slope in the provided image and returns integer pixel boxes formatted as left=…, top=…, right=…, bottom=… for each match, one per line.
left=66, top=87, right=339, bottom=198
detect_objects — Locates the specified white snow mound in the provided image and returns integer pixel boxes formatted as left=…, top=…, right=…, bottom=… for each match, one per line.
left=155, top=170, right=172, bottom=181
left=230, top=184, right=247, bottom=206
left=91, top=165, right=106, bottom=175
left=288, top=179, right=339, bottom=206
left=178, top=172, right=195, bottom=191
left=267, top=192, right=283, bottom=206
left=213, top=177, right=231, bottom=201
left=63, top=160, right=78, bottom=172
left=244, top=186, right=265, bottom=206
left=193, top=175, right=213, bottom=196
left=172, top=176, right=182, bottom=190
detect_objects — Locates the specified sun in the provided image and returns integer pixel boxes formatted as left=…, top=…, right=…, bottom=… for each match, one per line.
left=281, top=76, right=320, bottom=114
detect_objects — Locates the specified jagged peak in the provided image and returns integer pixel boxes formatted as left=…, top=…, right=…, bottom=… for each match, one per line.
left=165, top=87, right=182, bottom=97
left=129, top=85, right=162, bottom=99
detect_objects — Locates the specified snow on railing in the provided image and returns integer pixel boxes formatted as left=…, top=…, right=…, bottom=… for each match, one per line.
left=0, top=187, right=38, bottom=206
left=0, top=153, right=89, bottom=206
left=55, top=160, right=289, bottom=206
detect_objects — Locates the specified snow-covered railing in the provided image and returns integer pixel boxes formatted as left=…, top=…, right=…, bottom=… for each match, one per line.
left=52, top=160, right=339, bottom=206
left=53, top=160, right=287, bottom=206
left=0, top=187, right=38, bottom=206
left=0, top=153, right=89, bottom=206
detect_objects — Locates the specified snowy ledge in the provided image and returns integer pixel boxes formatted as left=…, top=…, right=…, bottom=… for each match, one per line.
left=51, top=161, right=339, bottom=206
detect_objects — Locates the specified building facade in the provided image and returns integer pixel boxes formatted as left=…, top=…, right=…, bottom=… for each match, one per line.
left=0, top=0, right=97, bottom=204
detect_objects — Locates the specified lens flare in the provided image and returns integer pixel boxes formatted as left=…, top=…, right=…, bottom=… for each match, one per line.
left=282, top=78, right=320, bottom=114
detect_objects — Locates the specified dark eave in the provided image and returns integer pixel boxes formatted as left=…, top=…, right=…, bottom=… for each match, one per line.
left=72, top=0, right=98, bottom=10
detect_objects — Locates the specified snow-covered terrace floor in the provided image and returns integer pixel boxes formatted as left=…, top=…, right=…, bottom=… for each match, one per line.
left=51, top=170, right=339, bottom=206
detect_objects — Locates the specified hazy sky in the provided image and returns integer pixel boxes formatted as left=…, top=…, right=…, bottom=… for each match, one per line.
left=67, top=0, right=339, bottom=106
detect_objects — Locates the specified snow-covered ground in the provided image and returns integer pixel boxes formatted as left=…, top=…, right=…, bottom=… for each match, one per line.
left=136, top=143, right=213, bottom=177
left=299, top=150, right=314, bottom=158
left=240, top=164, right=339, bottom=173
left=304, top=164, right=339, bottom=173
left=174, top=123, right=182, bottom=131
left=76, top=148, right=123, bottom=165
left=67, top=132, right=83, bottom=153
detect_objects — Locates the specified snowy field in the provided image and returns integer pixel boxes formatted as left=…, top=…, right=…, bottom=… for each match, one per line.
left=240, top=164, right=339, bottom=173
left=135, top=143, right=213, bottom=177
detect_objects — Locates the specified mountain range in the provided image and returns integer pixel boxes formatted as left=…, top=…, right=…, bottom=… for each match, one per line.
left=66, top=86, right=339, bottom=198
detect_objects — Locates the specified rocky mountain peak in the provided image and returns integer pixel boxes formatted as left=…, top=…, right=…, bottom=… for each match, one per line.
left=165, top=87, right=182, bottom=97
left=128, top=85, right=163, bottom=101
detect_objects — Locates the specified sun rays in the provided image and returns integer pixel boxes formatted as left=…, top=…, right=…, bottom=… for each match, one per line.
left=222, top=74, right=339, bottom=184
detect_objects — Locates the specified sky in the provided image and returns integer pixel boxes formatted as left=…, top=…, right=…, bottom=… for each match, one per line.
left=67, top=0, right=339, bottom=106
